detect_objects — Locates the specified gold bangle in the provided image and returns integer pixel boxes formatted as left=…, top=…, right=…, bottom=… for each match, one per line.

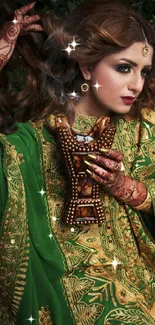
left=134, top=190, right=152, bottom=211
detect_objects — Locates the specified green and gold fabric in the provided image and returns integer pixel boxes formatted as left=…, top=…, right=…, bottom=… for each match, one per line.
left=0, top=108, right=154, bottom=325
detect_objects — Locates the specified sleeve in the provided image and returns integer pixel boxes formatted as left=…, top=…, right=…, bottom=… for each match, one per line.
left=0, top=144, right=8, bottom=219
left=131, top=114, right=155, bottom=240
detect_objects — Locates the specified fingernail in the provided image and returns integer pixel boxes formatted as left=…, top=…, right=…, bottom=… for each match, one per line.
left=100, top=148, right=109, bottom=153
left=84, top=160, right=91, bottom=166
left=87, top=154, right=96, bottom=160
left=121, top=162, right=125, bottom=171
left=86, top=169, right=92, bottom=176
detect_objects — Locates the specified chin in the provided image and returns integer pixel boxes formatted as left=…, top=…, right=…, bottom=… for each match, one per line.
left=111, top=106, right=131, bottom=114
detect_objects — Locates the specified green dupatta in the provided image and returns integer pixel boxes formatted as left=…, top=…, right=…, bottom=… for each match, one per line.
left=0, top=108, right=154, bottom=325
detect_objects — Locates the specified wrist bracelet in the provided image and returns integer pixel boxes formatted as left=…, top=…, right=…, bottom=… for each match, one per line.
left=133, top=190, right=152, bottom=211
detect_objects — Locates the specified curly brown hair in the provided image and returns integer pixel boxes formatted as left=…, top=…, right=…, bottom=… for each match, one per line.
left=43, top=0, right=155, bottom=123
left=1, top=0, right=155, bottom=134
left=0, top=1, right=54, bottom=133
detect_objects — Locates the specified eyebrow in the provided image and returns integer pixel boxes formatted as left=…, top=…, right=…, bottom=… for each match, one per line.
left=119, top=58, right=152, bottom=68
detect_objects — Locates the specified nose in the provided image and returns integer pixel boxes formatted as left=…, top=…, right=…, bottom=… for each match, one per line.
left=128, top=73, right=144, bottom=94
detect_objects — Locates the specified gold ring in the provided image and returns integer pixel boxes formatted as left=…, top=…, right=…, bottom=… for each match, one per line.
left=15, top=9, right=21, bottom=15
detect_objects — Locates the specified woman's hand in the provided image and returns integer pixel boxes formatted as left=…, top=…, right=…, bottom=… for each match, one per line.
left=84, top=149, right=151, bottom=212
left=0, top=2, right=44, bottom=71
left=13, top=2, right=44, bottom=34
left=84, top=149, right=125, bottom=195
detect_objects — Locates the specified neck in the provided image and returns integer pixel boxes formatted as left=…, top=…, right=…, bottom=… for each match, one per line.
left=74, top=91, right=111, bottom=117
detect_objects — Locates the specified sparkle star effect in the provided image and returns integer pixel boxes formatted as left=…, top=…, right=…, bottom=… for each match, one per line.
left=38, top=189, right=46, bottom=196
left=69, top=37, right=81, bottom=50
left=111, top=257, right=121, bottom=271
left=64, top=45, right=72, bottom=56
left=12, top=19, right=18, bottom=24
left=64, top=37, right=80, bottom=56
left=92, top=81, right=102, bottom=90
left=67, top=91, right=79, bottom=100
left=27, top=315, right=36, bottom=323
left=144, top=122, right=150, bottom=129
left=48, top=233, right=53, bottom=239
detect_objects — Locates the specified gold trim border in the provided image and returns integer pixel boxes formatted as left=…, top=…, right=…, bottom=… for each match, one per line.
left=0, top=135, right=29, bottom=324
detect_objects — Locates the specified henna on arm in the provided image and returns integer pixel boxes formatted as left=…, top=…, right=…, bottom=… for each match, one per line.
left=0, top=2, right=44, bottom=71
left=107, top=174, right=152, bottom=213
left=0, top=21, right=20, bottom=71
left=84, top=150, right=152, bottom=214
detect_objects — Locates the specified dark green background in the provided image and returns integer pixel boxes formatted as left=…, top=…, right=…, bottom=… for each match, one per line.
left=7, top=0, right=155, bottom=25
left=33, top=0, right=155, bottom=26
left=28, top=0, right=155, bottom=26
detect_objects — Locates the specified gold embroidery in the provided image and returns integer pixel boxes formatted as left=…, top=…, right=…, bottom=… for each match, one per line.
left=72, top=113, right=98, bottom=133
left=31, top=121, right=96, bottom=269
left=141, top=141, right=155, bottom=162
left=141, top=107, right=155, bottom=124
left=62, top=275, right=104, bottom=325
left=113, top=117, right=140, bottom=172
left=76, top=302, right=103, bottom=325
left=32, top=113, right=155, bottom=325
left=104, top=308, right=154, bottom=325
left=39, top=306, right=53, bottom=325
left=132, top=164, right=155, bottom=181
left=0, top=135, right=29, bottom=324
left=63, top=275, right=94, bottom=302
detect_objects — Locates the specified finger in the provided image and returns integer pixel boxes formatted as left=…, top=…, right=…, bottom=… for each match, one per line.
left=23, top=24, right=44, bottom=32
left=84, top=160, right=112, bottom=180
left=87, top=154, right=121, bottom=171
left=89, top=116, right=110, bottom=137
left=100, top=148, right=122, bottom=161
left=23, top=14, right=41, bottom=25
left=86, top=169, right=109, bottom=186
left=16, top=2, right=36, bottom=16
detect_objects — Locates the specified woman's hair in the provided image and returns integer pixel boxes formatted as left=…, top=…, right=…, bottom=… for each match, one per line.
left=0, top=1, right=54, bottom=133
left=43, top=0, right=155, bottom=122
left=1, top=0, right=155, bottom=133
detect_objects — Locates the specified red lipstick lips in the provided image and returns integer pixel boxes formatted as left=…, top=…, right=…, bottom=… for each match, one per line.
left=121, top=96, right=135, bottom=105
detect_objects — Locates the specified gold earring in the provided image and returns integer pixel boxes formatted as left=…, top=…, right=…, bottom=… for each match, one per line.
left=81, top=82, right=89, bottom=93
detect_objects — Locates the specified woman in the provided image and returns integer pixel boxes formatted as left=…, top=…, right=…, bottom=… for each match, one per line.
left=0, top=0, right=155, bottom=324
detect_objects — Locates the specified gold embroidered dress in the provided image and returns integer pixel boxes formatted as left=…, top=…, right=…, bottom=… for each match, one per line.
left=0, top=108, right=155, bottom=325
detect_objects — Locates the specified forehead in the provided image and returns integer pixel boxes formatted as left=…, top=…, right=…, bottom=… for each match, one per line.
left=105, top=42, right=153, bottom=65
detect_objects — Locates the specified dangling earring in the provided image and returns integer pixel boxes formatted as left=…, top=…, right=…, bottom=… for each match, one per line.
left=81, top=82, right=89, bottom=93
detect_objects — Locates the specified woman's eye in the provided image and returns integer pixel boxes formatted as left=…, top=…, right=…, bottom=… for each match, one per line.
left=116, top=64, right=131, bottom=73
left=141, top=69, right=151, bottom=78
left=116, top=65, right=151, bottom=78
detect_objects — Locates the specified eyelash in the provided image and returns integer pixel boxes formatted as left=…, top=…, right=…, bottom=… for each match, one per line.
left=116, top=64, right=151, bottom=78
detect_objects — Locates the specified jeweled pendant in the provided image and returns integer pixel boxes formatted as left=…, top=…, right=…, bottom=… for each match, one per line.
left=55, top=114, right=116, bottom=225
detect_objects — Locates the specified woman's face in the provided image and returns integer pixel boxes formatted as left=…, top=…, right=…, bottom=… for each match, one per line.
left=81, top=42, right=153, bottom=115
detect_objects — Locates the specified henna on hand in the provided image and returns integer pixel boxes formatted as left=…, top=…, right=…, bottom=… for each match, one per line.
left=14, top=2, right=44, bottom=35
left=84, top=149, right=151, bottom=213
left=0, top=21, right=20, bottom=70
left=0, top=2, right=44, bottom=71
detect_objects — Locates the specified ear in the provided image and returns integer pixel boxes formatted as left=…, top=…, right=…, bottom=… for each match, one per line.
left=79, top=63, right=91, bottom=80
